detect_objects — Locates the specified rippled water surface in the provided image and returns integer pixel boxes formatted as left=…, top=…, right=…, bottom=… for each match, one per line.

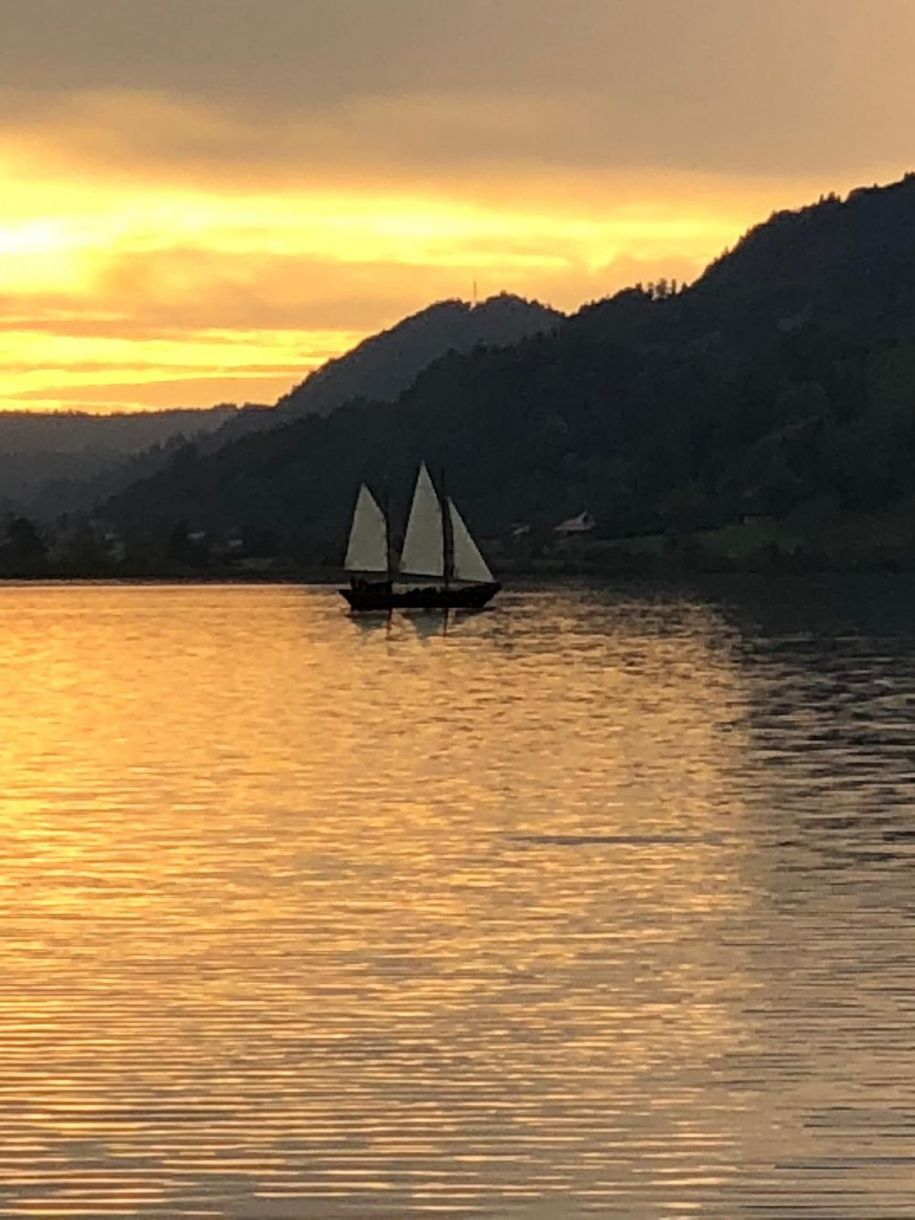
left=1, top=580, right=914, bottom=1218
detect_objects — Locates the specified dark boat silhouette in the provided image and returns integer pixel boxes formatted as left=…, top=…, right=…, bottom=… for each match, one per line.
left=340, top=463, right=500, bottom=613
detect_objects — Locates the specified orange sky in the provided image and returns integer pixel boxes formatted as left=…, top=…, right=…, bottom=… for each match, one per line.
left=1, top=0, right=914, bottom=414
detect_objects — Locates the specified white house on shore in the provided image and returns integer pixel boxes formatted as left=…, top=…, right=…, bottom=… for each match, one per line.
left=554, top=510, right=597, bottom=537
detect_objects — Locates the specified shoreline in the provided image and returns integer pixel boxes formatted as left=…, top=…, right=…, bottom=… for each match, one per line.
left=3, top=566, right=915, bottom=587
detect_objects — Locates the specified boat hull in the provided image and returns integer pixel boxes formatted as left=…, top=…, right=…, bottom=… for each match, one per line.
left=340, top=581, right=500, bottom=612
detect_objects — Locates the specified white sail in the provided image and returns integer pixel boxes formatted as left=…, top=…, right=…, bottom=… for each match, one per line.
left=344, top=484, right=388, bottom=573
left=449, top=499, right=494, bottom=583
left=399, top=462, right=444, bottom=577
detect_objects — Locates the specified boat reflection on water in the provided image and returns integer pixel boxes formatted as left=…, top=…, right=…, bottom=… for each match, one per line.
left=346, top=608, right=393, bottom=636
left=346, top=605, right=487, bottom=640
left=402, top=609, right=448, bottom=640
left=402, top=607, right=486, bottom=639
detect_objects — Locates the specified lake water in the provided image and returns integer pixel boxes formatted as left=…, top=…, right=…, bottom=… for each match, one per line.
left=0, top=580, right=913, bottom=1219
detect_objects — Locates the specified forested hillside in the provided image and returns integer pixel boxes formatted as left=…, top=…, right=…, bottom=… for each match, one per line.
left=208, top=293, right=562, bottom=448
left=65, top=175, right=915, bottom=571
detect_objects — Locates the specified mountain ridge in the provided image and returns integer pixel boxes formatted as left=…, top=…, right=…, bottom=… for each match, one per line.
left=13, top=172, right=915, bottom=573
left=0, top=405, right=239, bottom=516
left=1, top=293, right=562, bottom=516
left=208, top=292, right=563, bottom=447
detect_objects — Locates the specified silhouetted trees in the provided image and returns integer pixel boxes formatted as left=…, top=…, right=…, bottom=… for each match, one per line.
left=5, top=173, right=913, bottom=578
left=0, top=515, right=47, bottom=573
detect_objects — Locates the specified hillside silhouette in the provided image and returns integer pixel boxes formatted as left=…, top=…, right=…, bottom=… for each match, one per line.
left=209, top=293, right=562, bottom=447
left=22, top=173, right=915, bottom=575
left=2, top=294, right=560, bottom=520
left=0, top=405, right=239, bottom=517
left=280, top=293, right=564, bottom=419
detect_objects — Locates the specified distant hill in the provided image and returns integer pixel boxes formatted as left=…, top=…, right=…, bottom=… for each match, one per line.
left=1, top=294, right=559, bottom=519
left=689, top=177, right=915, bottom=336
left=279, top=293, right=564, bottom=419
left=47, top=173, right=915, bottom=572
left=0, top=405, right=239, bottom=516
left=210, top=293, right=563, bottom=447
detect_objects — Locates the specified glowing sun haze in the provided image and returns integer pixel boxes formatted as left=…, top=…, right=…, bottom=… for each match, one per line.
left=1, top=0, right=913, bottom=413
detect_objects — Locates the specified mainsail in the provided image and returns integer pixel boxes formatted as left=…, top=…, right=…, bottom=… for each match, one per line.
left=344, top=484, right=388, bottom=573
left=399, top=462, right=444, bottom=577
left=448, top=499, right=494, bottom=583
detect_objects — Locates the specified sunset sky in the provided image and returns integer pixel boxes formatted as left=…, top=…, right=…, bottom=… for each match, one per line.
left=1, top=0, right=914, bottom=414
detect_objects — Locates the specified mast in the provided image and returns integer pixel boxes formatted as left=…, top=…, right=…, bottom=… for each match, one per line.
left=382, top=478, right=392, bottom=585
left=440, top=466, right=454, bottom=589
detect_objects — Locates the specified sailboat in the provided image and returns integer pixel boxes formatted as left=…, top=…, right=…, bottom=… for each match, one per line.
left=340, top=462, right=500, bottom=611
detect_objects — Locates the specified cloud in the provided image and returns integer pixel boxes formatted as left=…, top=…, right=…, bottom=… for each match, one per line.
left=1, top=0, right=914, bottom=180
left=0, top=152, right=886, bottom=414
left=6, top=374, right=297, bottom=410
left=2, top=0, right=913, bottom=412
left=0, top=227, right=712, bottom=413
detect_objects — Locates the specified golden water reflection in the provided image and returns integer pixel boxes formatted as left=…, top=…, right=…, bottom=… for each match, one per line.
left=0, top=583, right=913, bottom=1217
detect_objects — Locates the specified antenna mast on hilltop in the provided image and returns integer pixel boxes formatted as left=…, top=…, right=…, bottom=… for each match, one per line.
left=472, top=279, right=478, bottom=306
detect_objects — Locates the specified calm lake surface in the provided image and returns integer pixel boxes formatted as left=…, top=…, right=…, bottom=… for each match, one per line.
left=1, top=580, right=913, bottom=1219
